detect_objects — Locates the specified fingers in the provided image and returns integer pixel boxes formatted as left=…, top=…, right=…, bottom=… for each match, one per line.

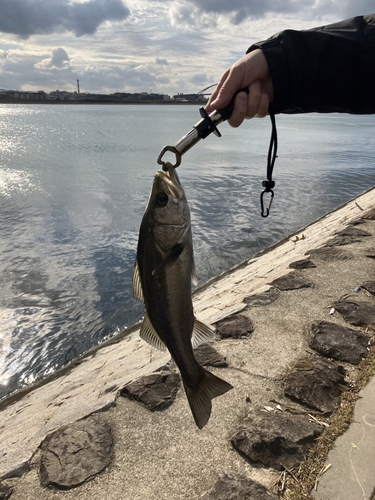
left=246, top=80, right=262, bottom=119
left=255, top=89, right=270, bottom=118
left=227, top=80, right=269, bottom=127
left=227, top=90, right=248, bottom=128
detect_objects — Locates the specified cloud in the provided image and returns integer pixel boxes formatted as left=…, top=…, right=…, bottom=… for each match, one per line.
left=155, top=57, right=169, bottom=65
left=50, top=47, right=70, bottom=67
left=169, top=1, right=217, bottom=29
left=185, top=0, right=303, bottom=18
left=0, top=0, right=373, bottom=95
left=169, top=0, right=375, bottom=26
left=189, top=73, right=209, bottom=86
left=34, top=47, right=70, bottom=69
left=0, top=0, right=130, bottom=38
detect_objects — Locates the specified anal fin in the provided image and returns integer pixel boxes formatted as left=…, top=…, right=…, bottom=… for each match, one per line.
left=191, top=318, right=216, bottom=349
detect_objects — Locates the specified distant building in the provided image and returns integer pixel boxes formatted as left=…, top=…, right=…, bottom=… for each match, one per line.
left=48, top=90, right=72, bottom=100
left=173, top=93, right=207, bottom=102
left=0, top=90, right=47, bottom=100
left=0, top=88, right=173, bottom=103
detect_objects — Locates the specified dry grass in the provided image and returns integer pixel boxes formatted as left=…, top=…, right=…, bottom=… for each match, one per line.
left=273, top=327, right=375, bottom=499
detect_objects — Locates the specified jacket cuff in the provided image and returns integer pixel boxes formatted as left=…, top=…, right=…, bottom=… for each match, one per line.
left=247, top=37, right=291, bottom=114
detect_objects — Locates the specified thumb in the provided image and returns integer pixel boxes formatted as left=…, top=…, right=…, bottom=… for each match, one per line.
left=208, top=50, right=268, bottom=111
left=209, top=59, right=253, bottom=111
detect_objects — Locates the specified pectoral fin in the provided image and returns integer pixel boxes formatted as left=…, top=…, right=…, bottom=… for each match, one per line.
left=140, top=313, right=167, bottom=352
left=191, top=318, right=216, bottom=349
left=191, top=258, right=198, bottom=286
left=152, top=243, right=184, bottom=276
left=132, top=260, right=144, bottom=302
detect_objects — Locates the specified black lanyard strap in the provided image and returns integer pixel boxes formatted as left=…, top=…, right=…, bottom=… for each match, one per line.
left=260, top=107, right=277, bottom=217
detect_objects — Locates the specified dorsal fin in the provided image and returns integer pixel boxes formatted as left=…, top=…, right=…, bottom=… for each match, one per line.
left=132, top=260, right=144, bottom=302
left=191, top=318, right=216, bottom=349
left=140, top=313, right=166, bottom=352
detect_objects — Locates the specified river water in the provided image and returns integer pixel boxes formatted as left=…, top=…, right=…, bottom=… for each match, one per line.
left=0, top=103, right=374, bottom=400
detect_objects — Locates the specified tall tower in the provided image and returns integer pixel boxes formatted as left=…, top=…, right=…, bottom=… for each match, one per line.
left=77, top=79, right=80, bottom=93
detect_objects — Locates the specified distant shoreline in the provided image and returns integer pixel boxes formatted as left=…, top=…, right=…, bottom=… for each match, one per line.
left=0, top=100, right=205, bottom=105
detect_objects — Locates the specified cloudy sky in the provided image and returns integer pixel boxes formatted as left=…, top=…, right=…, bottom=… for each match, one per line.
left=0, top=0, right=374, bottom=95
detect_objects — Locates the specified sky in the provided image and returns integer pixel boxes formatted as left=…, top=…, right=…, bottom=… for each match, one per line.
left=0, top=0, right=374, bottom=95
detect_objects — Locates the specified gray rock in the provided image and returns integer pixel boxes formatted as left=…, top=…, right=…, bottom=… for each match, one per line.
left=337, top=227, right=372, bottom=238
left=325, top=227, right=372, bottom=247
left=214, top=314, right=254, bottom=340
left=289, top=259, right=316, bottom=269
left=271, top=272, right=313, bottom=291
left=231, top=409, right=323, bottom=471
left=367, top=251, right=375, bottom=259
left=362, top=281, right=375, bottom=297
left=309, top=321, right=369, bottom=365
left=194, top=344, right=228, bottom=368
left=326, top=226, right=371, bottom=247
left=350, top=218, right=368, bottom=226
left=120, top=370, right=180, bottom=411
left=284, top=357, right=345, bottom=413
left=0, top=483, right=13, bottom=500
left=333, top=299, right=375, bottom=327
left=306, top=247, right=352, bottom=261
left=200, top=473, right=278, bottom=500
left=40, top=416, right=112, bottom=489
left=0, top=462, right=30, bottom=481
left=243, top=287, right=279, bottom=307
left=325, top=236, right=362, bottom=246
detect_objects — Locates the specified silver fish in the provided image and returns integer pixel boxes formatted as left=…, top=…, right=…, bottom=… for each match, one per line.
left=133, top=163, right=232, bottom=429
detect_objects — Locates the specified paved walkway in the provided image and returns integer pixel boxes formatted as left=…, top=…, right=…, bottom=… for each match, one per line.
left=313, top=377, right=375, bottom=500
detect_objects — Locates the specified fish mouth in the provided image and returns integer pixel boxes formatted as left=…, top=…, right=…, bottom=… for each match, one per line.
left=156, top=164, right=184, bottom=200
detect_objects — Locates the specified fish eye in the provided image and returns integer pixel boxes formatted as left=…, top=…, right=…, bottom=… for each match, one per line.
left=156, top=192, right=168, bottom=207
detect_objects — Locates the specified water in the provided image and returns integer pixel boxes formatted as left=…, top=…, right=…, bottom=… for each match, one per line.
left=0, top=104, right=374, bottom=400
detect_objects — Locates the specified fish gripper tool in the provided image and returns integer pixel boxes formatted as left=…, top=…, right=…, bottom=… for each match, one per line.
left=157, top=87, right=278, bottom=218
left=157, top=88, right=249, bottom=170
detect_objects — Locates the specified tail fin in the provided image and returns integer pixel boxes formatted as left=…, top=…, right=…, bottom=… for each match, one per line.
left=184, top=369, right=233, bottom=429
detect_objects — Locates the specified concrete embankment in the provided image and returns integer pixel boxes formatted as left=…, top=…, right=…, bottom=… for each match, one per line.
left=1, top=187, right=375, bottom=500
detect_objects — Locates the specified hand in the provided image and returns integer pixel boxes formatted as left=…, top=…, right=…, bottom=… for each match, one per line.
left=205, top=49, right=274, bottom=127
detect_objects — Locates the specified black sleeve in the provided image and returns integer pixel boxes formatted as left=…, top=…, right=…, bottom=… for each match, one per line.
left=248, top=14, right=375, bottom=114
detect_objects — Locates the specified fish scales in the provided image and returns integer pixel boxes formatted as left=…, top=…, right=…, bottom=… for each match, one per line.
left=133, top=162, right=232, bottom=428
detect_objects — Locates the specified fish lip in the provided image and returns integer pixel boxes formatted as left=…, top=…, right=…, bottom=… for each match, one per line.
left=156, top=167, right=184, bottom=200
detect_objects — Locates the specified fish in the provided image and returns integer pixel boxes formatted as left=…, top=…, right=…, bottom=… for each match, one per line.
left=133, top=162, right=233, bottom=429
